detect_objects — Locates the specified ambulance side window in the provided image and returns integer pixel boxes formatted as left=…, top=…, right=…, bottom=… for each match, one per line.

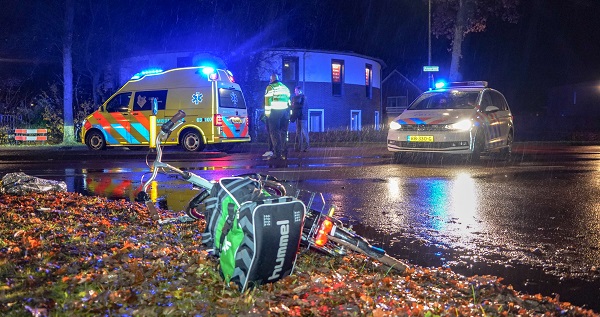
left=133, top=90, right=168, bottom=111
left=105, top=92, right=132, bottom=112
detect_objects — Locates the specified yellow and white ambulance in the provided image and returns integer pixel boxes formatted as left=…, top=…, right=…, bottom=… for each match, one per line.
left=80, top=66, right=250, bottom=151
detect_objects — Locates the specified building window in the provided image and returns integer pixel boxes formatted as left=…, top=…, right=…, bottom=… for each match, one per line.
left=282, top=57, right=299, bottom=82
left=350, top=110, right=361, bottom=131
left=365, top=64, right=372, bottom=99
left=387, top=96, right=408, bottom=109
left=308, top=109, right=324, bottom=132
left=331, top=60, right=344, bottom=96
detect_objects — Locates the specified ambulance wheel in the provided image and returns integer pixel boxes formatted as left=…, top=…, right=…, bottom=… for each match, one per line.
left=85, top=130, right=106, bottom=151
left=180, top=130, right=205, bottom=152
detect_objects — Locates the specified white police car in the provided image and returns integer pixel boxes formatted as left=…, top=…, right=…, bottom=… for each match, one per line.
left=387, top=81, right=514, bottom=162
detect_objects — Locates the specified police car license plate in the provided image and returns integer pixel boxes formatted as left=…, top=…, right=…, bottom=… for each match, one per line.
left=407, top=135, right=434, bottom=142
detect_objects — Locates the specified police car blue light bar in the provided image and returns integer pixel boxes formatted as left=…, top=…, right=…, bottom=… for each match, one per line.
left=446, top=81, right=488, bottom=88
left=434, top=81, right=446, bottom=89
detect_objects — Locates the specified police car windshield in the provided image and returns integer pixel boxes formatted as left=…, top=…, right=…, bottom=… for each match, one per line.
left=408, top=91, right=479, bottom=110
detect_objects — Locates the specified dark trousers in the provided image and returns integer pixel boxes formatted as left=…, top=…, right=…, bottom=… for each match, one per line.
left=295, top=119, right=309, bottom=151
left=264, top=120, right=273, bottom=151
left=267, top=109, right=290, bottom=157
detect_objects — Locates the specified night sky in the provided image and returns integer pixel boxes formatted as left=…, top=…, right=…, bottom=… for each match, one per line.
left=1, top=0, right=599, bottom=113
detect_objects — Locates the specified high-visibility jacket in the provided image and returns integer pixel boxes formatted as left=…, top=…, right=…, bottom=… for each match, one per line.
left=264, top=81, right=290, bottom=117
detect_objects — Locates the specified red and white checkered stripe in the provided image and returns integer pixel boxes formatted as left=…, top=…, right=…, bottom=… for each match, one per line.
left=14, top=129, right=47, bottom=141
left=15, top=135, right=47, bottom=141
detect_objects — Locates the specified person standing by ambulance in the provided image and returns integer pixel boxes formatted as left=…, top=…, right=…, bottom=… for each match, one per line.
left=264, top=73, right=291, bottom=160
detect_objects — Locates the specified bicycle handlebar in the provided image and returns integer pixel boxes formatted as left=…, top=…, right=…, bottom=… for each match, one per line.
left=161, top=110, right=186, bottom=134
left=137, top=110, right=214, bottom=219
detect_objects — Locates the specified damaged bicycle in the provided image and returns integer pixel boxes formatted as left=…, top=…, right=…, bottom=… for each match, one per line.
left=136, top=110, right=407, bottom=292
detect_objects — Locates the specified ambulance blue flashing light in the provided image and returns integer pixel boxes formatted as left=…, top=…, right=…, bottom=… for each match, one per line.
left=201, top=66, right=215, bottom=75
left=131, top=68, right=164, bottom=80
left=199, top=66, right=219, bottom=81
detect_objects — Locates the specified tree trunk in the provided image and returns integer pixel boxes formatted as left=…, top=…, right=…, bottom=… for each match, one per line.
left=449, top=0, right=467, bottom=81
left=62, top=0, right=75, bottom=144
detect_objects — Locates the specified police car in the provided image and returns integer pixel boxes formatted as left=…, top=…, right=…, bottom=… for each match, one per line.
left=387, top=81, right=514, bottom=162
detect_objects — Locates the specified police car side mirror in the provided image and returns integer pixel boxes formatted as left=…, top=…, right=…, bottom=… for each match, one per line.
left=484, top=105, right=500, bottom=113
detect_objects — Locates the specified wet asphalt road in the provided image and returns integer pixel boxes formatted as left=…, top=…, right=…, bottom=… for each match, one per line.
left=1, top=142, right=600, bottom=311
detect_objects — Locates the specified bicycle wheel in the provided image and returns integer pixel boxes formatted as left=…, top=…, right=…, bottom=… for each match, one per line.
left=184, top=189, right=210, bottom=220
left=300, top=209, right=347, bottom=257
left=328, top=227, right=408, bottom=273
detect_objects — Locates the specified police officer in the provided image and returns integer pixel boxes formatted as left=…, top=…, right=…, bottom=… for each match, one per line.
left=264, top=73, right=291, bottom=160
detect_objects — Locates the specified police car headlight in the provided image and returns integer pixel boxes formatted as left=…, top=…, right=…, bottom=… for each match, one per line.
left=447, top=119, right=472, bottom=131
left=389, top=121, right=402, bottom=130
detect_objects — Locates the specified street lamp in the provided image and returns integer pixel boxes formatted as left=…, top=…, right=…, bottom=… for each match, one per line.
left=428, top=0, right=434, bottom=90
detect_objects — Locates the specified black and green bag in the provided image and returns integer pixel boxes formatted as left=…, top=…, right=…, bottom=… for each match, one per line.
left=202, top=177, right=306, bottom=292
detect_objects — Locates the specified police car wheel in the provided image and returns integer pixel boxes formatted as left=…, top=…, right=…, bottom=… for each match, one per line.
left=391, top=152, right=404, bottom=164
left=468, top=131, right=484, bottom=163
left=180, top=130, right=205, bottom=152
left=85, top=130, right=106, bottom=151
left=499, top=131, right=514, bottom=161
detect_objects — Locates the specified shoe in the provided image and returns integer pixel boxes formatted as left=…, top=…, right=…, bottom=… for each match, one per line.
left=262, top=151, right=273, bottom=157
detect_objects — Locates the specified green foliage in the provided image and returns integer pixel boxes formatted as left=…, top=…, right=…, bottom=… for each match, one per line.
left=1, top=83, right=98, bottom=145
left=0, top=126, right=14, bottom=144
left=37, top=84, right=64, bottom=144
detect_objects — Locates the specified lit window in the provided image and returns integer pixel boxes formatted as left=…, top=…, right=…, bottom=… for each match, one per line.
left=332, top=60, right=344, bottom=96
left=283, top=57, right=298, bottom=82
left=365, top=64, right=372, bottom=99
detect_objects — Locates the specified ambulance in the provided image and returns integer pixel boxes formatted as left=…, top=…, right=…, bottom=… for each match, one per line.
left=80, top=66, right=250, bottom=152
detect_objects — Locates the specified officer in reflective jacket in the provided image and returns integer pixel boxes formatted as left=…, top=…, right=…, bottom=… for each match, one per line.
left=264, top=73, right=291, bottom=159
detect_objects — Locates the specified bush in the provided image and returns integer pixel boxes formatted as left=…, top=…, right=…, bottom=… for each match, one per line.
left=256, top=125, right=388, bottom=146
left=306, top=125, right=388, bottom=144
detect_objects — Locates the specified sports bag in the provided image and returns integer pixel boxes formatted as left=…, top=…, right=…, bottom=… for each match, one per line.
left=201, top=177, right=306, bottom=292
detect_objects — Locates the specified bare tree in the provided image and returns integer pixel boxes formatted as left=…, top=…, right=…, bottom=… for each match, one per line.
left=431, top=0, right=519, bottom=81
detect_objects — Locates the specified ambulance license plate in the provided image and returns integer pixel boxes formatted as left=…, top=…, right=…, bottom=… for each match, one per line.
left=407, top=135, right=434, bottom=142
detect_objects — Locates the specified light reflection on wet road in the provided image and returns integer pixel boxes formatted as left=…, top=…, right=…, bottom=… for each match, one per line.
left=285, top=162, right=600, bottom=312
left=2, top=144, right=600, bottom=311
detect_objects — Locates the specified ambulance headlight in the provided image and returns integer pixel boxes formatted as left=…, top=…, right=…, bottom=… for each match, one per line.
left=446, top=119, right=472, bottom=131
left=389, top=121, right=402, bottom=130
